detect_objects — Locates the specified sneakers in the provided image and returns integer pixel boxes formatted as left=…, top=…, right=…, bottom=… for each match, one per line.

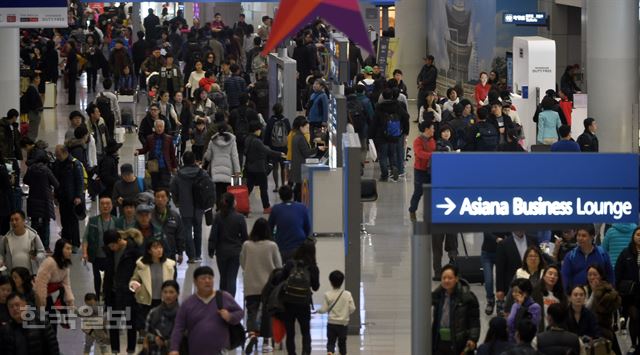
left=262, top=345, right=274, bottom=353
left=485, top=299, right=495, bottom=316
left=619, top=317, right=627, bottom=334
left=263, top=207, right=272, bottom=214
left=390, top=177, right=398, bottom=183
left=409, top=212, right=417, bottom=222
left=496, top=299, right=505, bottom=317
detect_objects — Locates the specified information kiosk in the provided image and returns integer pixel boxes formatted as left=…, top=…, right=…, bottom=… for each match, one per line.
left=268, top=49, right=297, bottom=124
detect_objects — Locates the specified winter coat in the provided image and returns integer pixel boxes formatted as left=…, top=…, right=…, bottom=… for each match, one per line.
left=307, top=91, right=329, bottom=124
left=23, top=162, right=59, bottom=219
left=244, top=134, right=282, bottom=174
left=0, top=318, right=60, bottom=355
left=138, top=133, right=178, bottom=171
left=370, top=100, right=410, bottom=143
left=577, top=130, right=599, bottom=152
left=290, top=132, right=316, bottom=184
left=0, top=164, right=11, bottom=218
left=52, top=156, right=84, bottom=203
left=170, top=165, right=206, bottom=218
left=0, top=225, right=46, bottom=274
left=149, top=210, right=183, bottom=258
left=158, top=65, right=183, bottom=93
left=129, top=257, right=176, bottom=305
left=589, top=281, right=621, bottom=347
left=97, top=153, right=119, bottom=197
left=208, top=210, right=248, bottom=258
left=264, top=115, right=291, bottom=153
left=223, top=75, right=247, bottom=108
left=561, top=246, right=615, bottom=293
left=0, top=118, right=22, bottom=160
left=507, top=297, right=542, bottom=342
left=431, top=279, right=480, bottom=355
left=138, top=114, right=169, bottom=145
left=109, top=47, right=131, bottom=77
left=33, top=257, right=75, bottom=307
left=203, top=133, right=240, bottom=183
left=566, top=306, right=601, bottom=338
left=413, top=135, right=436, bottom=171
left=103, top=229, right=145, bottom=305
left=615, top=246, right=640, bottom=302
left=602, top=223, right=637, bottom=268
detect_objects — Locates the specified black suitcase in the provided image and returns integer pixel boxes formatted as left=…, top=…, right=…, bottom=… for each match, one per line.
left=456, top=234, right=484, bottom=284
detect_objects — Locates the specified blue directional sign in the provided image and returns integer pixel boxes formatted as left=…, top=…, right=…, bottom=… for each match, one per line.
left=430, top=153, right=639, bottom=224
left=503, top=12, right=548, bottom=26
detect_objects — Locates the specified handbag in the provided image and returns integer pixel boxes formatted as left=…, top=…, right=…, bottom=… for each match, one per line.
left=146, top=159, right=159, bottom=173
left=215, top=291, right=245, bottom=349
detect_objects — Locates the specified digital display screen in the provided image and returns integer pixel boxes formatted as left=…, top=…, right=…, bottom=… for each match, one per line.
left=503, top=12, right=547, bottom=26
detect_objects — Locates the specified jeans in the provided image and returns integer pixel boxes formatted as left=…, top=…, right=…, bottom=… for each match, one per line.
left=59, top=200, right=80, bottom=247
left=432, top=234, right=458, bottom=275
left=92, top=257, right=108, bottom=298
left=327, top=324, right=348, bottom=355
left=216, top=254, right=240, bottom=297
left=183, top=212, right=204, bottom=259
left=481, top=251, right=496, bottom=300
left=150, top=168, right=172, bottom=190
left=246, top=171, right=270, bottom=209
left=30, top=216, right=50, bottom=250
left=395, top=136, right=406, bottom=175
left=86, top=67, right=98, bottom=91
left=409, top=169, right=431, bottom=213
left=283, top=303, right=312, bottom=355
left=377, top=140, right=398, bottom=180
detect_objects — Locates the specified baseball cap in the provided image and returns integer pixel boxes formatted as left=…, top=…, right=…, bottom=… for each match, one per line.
left=362, top=66, right=373, bottom=74
left=136, top=204, right=153, bottom=214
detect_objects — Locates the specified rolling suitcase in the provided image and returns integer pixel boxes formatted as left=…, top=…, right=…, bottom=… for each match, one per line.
left=227, top=176, right=250, bottom=215
left=456, top=233, right=484, bottom=284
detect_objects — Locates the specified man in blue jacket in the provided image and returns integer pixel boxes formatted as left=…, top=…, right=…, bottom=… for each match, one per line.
left=561, top=224, right=615, bottom=293
left=268, top=185, right=311, bottom=262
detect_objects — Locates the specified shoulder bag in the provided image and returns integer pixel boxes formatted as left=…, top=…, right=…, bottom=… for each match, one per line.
left=215, top=291, right=245, bottom=349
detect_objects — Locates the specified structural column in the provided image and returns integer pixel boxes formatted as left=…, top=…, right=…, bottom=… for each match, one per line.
left=131, top=2, right=141, bottom=36
left=0, top=28, right=20, bottom=117
left=586, top=0, right=639, bottom=152
left=394, top=0, right=428, bottom=100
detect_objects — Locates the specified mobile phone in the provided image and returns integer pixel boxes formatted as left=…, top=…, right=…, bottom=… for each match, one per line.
left=553, top=234, right=561, bottom=241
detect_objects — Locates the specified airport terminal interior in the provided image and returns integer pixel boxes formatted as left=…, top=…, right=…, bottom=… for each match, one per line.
left=1, top=0, right=640, bottom=354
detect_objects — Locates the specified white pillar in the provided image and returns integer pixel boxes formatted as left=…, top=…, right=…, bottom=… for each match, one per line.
left=0, top=28, right=20, bottom=116
left=184, top=3, right=194, bottom=27
left=394, top=0, right=428, bottom=101
left=586, top=0, right=639, bottom=152
left=131, top=2, right=141, bottom=36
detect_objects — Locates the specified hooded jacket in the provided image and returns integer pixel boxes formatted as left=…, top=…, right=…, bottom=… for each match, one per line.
left=370, top=100, right=410, bottom=143
left=203, top=133, right=241, bottom=183
left=23, top=162, right=59, bottom=219
left=170, top=165, right=205, bottom=218
left=615, top=245, right=640, bottom=301
left=431, top=279, right=480, bottom=355
left=0, top=226, right=46, bottom=274
left=602, top=223, right=637, bottom=268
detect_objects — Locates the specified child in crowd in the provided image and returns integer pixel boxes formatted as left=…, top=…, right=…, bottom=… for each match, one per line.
left=317, top=270, right=356, bottom=355
left=80, top=292, right=109, bottom=355
left=191, top=117, right=207, bottom=162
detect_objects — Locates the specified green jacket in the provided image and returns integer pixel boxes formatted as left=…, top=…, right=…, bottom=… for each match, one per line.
left=85, top=215, right=120, bottom=263
left=114, top=216, right=137, bottom=231
left=431, top=279, right=480, bottom=354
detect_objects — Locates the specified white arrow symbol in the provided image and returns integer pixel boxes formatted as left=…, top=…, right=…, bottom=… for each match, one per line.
left=436, top=197, right=456, bottom=216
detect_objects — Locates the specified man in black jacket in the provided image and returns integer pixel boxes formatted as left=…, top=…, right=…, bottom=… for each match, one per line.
left=416, top=55, right=437, bottom=111
left=244, top=121, right=285, bottom=213
left=52, top=144, right=85, bottom=249
left=577, top=117, right=599, bottom=152
left=0, top=293, right=59, bottom=355
left=503, top=319, right=544, bottom=355
left=370, top=89, right=410, bottom=182
left=22, top=74, right=43, bottom=140
left=495, top=231, right=536, bottom=316
left=103, top=229, right=144, bottom=354
left=489, top=100, right=514, bottom=145
left=534, top=303, right=581, bottom=355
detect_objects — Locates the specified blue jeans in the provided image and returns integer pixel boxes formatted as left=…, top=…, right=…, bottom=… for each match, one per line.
left=183, top=212, right=204, bottom=259
left=395, top=136, right=406, bottom=175
left=409, top=169, right=431, bottom=213
left=377, top=140, right=398, bottom=179
left=481, top=251, right=496, bottom=300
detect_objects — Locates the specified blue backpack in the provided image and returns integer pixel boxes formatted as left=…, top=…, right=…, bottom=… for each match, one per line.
left=385, top=113, right=402, bottom=138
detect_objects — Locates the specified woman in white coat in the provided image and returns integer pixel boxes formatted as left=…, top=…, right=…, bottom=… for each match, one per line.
left=203, top=121, right=241, bottom=209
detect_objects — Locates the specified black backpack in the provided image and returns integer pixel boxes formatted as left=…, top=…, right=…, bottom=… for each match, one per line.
left=270, top=119, right=289, bottom=148
left=282, top=260, right=312, bottom=304
left=347, top=98, right=366, bottom=137
left=192, top=169, right=216, bottom=210
left=476, top=122, right=499, bottom=150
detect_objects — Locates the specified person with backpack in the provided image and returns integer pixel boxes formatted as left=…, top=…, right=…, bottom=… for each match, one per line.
left=370, top=89, right=409, bottom=182
left=240, top=218, right=282, bottom=353
left=208, top=193, right=248, bottom=296
left=408, top=120, right=436, bottom=222
left=245, top=121, right=286, bottom=214
left=170, top=151, right=210, bottom=264
left=358, top=66, right=376, bottom=97
left=97, top=139, right=122, bottom=198
left=52, top=144, right=85, bottom=251
left=307, top=79, right=329, bottom=139
left=93, top=78, right=121, bottom=137
left=85, top=103, right=111, bottom=161
left=264, top=103, right=291, bottom=192
left=345, top=87, right=370, bottom=164
left=464, top=106, right=499, bottom=152
left=230, top=94, right=260, bottom=167
left=250, top=69, right=270, bottom=120
left=280, top=238, right=320, bottom=355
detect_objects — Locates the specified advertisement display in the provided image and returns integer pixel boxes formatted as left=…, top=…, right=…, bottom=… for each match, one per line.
left=1, top=0, right=68, bottom=28
left=430, top=153, right=639, bottom=225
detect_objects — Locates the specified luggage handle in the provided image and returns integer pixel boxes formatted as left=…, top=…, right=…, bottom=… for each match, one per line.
left=459, top=233, right=469, bottom=257
left=231, top=175, right=242, bottom=186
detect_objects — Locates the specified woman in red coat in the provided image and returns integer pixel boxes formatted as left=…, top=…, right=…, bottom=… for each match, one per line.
left=474, top=72, right=491, bottom=107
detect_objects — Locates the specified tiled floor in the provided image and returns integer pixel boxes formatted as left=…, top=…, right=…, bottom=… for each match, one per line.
left=29, top=76, right=633, bottom=354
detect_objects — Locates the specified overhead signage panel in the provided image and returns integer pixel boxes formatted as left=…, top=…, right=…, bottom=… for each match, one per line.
left=430, top=153, right=639, bottom=225
left=503, top=12, right=548, bottom=26
left=0, top=0, right=67, bottom=28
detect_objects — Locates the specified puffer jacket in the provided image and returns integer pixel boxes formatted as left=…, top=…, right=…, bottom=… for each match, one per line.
left=23, top=162, right=59, bottom=219
left=0, top=319, right=60, bottom=355
left=170, top=165, right=205, bottom=218
left=602, top=223, right=637, bottom=268
left=589, top=282, right=621, bottom=352
left=431, top=279, right=480, bottom=354
left=52, top=156, right=84, bottom=203
left=103, top=229, right=145, bottom=305
left=203, top=133, right=241, bottom=183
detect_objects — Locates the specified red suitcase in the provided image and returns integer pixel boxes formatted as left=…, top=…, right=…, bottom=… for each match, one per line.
left=227, top=177, right=250, bottom=215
